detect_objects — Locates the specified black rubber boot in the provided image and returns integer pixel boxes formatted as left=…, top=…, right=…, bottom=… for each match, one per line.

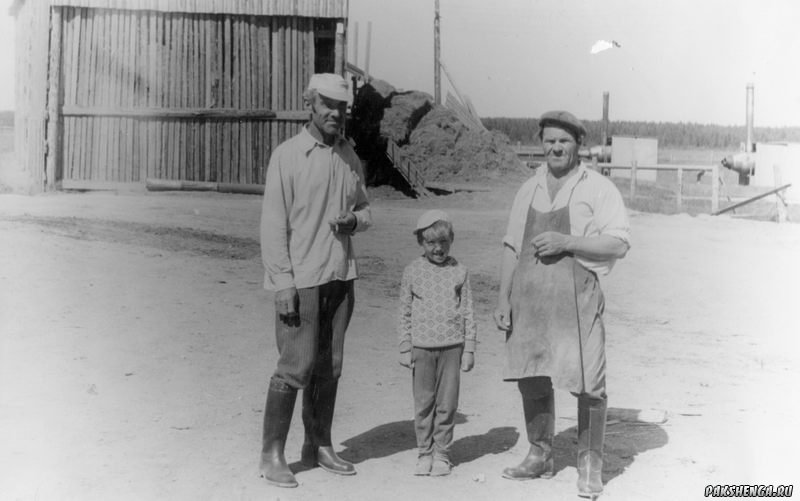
left=259, top=379, right=298, bottom=488
left=502, top=382, right=555, bottom=480
left=300, top=377, right=356, bottom=475
left=577, top=395, right=607, bottom=498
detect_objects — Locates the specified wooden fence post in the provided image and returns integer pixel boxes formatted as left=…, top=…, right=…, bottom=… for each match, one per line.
left=629, top=160, right=637, bottom=201
left=46, top=7, right=64, bottom=191
left=711, top=164, right=719, bottom=213
left=676, top=166, right=683, bottom=211
left=774, top=164, right=788, bottom=223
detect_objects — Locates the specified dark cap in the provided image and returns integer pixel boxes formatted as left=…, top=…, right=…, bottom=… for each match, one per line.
left=538, top=110, right=587, bottom=140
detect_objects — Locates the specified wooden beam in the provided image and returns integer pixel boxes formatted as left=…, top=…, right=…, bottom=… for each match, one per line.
left=61, top=106, right=309, bottom=120
left=712, top=184, right=792, bottom=216
left=46, top=7, right=64, bottom=191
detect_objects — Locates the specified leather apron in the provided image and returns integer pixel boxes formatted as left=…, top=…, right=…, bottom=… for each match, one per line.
left=504, top=189, right=606, bottom=395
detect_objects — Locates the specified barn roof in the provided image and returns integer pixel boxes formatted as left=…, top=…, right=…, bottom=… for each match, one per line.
left=9, top=0, right=347, bottom=18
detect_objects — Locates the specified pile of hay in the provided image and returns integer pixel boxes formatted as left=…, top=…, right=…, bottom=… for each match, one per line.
left=350, top=80, right=526, bottom=190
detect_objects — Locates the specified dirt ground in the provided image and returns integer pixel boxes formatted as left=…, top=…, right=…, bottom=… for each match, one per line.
left=1, top=181, right=798, bottom=501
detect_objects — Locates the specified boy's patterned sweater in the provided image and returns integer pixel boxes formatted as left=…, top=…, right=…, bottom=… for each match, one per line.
left=398, top=256, right=477, bottom=353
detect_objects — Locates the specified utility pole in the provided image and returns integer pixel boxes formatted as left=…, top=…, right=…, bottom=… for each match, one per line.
left=434, top=0, right=441, bottom=105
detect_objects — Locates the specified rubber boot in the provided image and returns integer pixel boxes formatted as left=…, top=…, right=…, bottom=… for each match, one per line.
left=259, top=379, right=298, bottom=488
left=576, top=395, right=607, bottom=499
left=502, top=384, right=555, bottom=480
left=300, top=377, right=356, bottom=475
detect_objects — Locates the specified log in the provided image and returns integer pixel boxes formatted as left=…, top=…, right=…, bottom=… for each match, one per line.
left=145, top=177, right=264, bottom=195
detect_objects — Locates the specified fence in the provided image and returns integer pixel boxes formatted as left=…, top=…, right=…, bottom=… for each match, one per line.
left=590, top=158, right=720, bottom=213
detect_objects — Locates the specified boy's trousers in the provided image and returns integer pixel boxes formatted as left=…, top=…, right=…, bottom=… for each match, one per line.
left=412, top=344, right=464, bottom=457
left=273, top=280, right=354, bottom=389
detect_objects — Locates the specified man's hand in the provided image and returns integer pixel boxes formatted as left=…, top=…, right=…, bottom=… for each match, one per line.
left=461, top=352, right=475, bottom=372
left=493, top=297, right=512, bottom=331
left=275, top=286, right=299, bottom=327
left=399, top=351, right=413, bottom=369
left=329, top=211, right=357, bottom=235
left=531, top=231, right=572, bottom=257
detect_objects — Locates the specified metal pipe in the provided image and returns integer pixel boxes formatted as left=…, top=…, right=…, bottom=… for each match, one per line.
left=746, top=82, right=754, bottom=153
left=434, top=0, right=441, bottom=105
left=602, top=91, right=610, bottom=146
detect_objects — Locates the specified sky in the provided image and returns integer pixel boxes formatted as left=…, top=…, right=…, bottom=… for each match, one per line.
left=0, top=1, right=797, bottom=127
left=347, top=0, right=800, bottom=127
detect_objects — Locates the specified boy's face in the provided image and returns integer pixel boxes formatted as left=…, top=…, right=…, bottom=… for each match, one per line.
left=421, top=234, right=451, bottom=265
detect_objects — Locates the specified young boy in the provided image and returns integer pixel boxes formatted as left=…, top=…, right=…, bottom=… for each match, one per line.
left=398, top=209, right=477, bottom=476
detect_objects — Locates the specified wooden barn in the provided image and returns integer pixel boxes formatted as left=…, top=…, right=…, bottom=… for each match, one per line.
left=11, top=0, right=348, bottom=193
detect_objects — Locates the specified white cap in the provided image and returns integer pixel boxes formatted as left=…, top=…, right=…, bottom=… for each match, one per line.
left=414, top=209, right=450, bottom=234
left=307, top=73, right=350, bottom=102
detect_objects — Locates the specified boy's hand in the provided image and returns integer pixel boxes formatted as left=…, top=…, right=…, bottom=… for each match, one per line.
left=399, top=351, right=413, bottom=369
left=461, top=352, right=475, bottom=372
left=493, top=298, right=512, bottom=331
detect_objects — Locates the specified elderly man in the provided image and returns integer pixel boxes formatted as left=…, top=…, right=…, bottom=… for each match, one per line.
left=494, top=111, right=630, bottom=498
left=259, top=73, right=371, bottom=488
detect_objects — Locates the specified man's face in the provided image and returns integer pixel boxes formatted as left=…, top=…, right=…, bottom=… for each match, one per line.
left=542, top=126, right=580, bottom=176
left=308, top=92, right=347, bottom=142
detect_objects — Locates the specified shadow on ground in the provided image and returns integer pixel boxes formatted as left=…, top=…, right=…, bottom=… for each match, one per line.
left=296, top=412, right=518, bottom=471
left=551, top=407, right=669, bottom=485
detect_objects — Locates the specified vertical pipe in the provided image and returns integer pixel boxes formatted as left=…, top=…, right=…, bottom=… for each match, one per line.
left=335, top=20, right=344, bottom=75
left=745, top=82, right=754, bottom=153
left=364, top=21, right=371, bottom=81
left=434, top=0, right=441, bottom=105
left=711, top=164, right=719, bottom=213
left=353, top=21, right=358, bottom=68
left=601, top=91, right=609, bottom=146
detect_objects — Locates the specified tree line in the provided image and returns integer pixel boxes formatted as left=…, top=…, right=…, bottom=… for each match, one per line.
left=482, top=117, right=800, bottom=149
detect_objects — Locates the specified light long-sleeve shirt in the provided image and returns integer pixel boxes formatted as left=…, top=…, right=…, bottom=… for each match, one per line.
left=398, top=256, right=477, bottom=353
left=260, top=126, right=371, bottom=291
left=502, top=163, right=631, bottom=276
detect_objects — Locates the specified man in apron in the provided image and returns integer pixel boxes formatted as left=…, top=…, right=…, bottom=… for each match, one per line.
left=493, top=111, right=630, bottom=499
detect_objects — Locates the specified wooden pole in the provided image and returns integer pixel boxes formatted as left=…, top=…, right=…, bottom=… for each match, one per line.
left=711, top=163, right=719, bottom=213
left=601, top=91, right=609, bottom=146
left=712, top=183, right=792, bottom=216
left=335, top=20, right=345, bottom=75
left=364, top=21, right=371, bottom=81
left=434, top=0, right=441, bottom=105
left=676, top=166, right=683, bottom=211
left=629, top=160, right=637, bottom=201
left=46, top=7, right=64, bottom=191
left=774, top=164, right=788, bottom=223
left=353, top=21, right=358, bottom=68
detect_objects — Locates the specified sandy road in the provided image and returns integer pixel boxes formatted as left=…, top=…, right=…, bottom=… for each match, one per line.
left=1, top=189, right=798, bottom=500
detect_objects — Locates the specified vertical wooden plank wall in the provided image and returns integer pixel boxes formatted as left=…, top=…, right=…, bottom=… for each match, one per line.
left=14, top=1, right=50, bottom=192
left=58, top=8, right=316, bottom=186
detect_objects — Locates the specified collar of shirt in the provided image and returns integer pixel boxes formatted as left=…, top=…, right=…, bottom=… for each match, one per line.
left=298, top=125, right=346, bottom=156
left=531, top=161, right=589, bottom=209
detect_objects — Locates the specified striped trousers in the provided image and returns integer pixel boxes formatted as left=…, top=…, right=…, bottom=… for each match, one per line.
left=272, top=280, right=355, bottom=389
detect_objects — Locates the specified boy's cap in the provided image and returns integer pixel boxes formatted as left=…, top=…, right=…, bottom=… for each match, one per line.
left=307, top=73, right=350, bottom=102
left=414, top=209, right=450, bottom=234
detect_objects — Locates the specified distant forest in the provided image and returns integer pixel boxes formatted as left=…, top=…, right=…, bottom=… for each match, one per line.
left=482, top=117, right=800, bottom=149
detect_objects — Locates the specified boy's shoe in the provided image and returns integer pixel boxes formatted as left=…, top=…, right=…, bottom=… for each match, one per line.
left=414, top=454, right=433, bottom=476
left=430, top=457, right=452, bottom=477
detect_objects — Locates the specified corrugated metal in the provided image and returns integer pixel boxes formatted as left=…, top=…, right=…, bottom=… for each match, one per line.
left=11, top=0, right=346, bottom=18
